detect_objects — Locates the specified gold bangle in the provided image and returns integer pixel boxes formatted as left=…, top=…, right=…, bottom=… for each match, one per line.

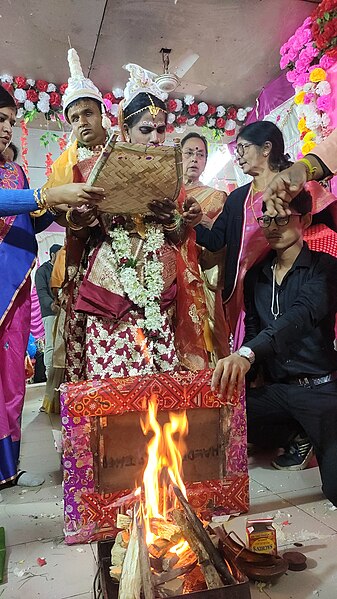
left=30, top=188, right=47, bottom=216
left=65, top=209, right=83, bottom=231
left=163, top=211, right=183, bottom=231
left=297, top=158, right=317, bottom=181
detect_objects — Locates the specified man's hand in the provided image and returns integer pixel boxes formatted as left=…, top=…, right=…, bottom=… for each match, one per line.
left=263, top=162, right=308, bottom=217
left=148, top=197, right=177, bottom=225
left=183, top=196, right=202, bottom=227
left=211, top=353, right=251, bottom=400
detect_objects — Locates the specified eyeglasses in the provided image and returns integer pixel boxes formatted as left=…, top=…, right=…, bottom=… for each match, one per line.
left=234, top=142, right=253, bottom=158
left=182, top=150, right=206, bottom=159
left=257, top=214, right=302, bottom=228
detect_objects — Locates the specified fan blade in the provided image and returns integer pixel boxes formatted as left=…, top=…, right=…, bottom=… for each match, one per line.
left=175, top=81, right=207, bottom=95
left=172, top=51, right=199, bottom=78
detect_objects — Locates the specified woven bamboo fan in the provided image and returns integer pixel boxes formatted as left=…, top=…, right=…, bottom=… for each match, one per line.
left=87, top=134, right=183, bottom=214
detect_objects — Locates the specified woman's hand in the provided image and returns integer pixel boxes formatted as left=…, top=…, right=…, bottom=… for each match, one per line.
left=183, top=196, right=202, bottom=227
left=263, top=163, right=308, bottom=217
left=211, top=354, right=251, bottom=400
left=45, top=183, right=105, bottom=209
left=148, top=197, right=177, bottom=225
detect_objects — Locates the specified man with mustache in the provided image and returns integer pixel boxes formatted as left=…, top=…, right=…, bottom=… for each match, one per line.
left=212, top=188, right=337, bottom=507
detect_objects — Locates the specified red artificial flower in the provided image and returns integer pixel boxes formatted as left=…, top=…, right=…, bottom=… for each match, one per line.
left=167, top=99, right=177, bottom=112
left=176, top=115, right=188, bottom=125
left=166, top=123, right=175, bottom=133
left=206, top=104, right=216, bottom=116
left=36, top=80, right=48, bottom=92
left=14, top=76, right=27, bottom=89
left=216, top=117, right=226, bottom=129
left=227, top=107, right=237, bottom=120
left=59, top=83, right=68, bottom=95
left=109, top=115, right=118, bottom=126
left=2, top=83, right=14, bottom=95
left=196, top=116, right=206, bottom=127
left=26, top=89, right=39, bottom=102
left=104, top=92, right=117, bottom=104
left=49, top=92, right=61, bottom=107
left=188, top=102, right=199, bottom=116
left=225, top=128, right=236, bottom=137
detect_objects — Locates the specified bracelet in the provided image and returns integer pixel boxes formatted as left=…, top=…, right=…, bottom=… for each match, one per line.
left=297, top=158, right=317, bottom=181
left=163, top=211, right=183, bottom=232
left=65, top=209, right=83, bottom=231
left=30, top=188, right=47, bottom=217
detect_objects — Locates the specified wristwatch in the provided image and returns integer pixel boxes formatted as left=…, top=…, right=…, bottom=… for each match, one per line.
left=237, top=346, right=255, bottom=365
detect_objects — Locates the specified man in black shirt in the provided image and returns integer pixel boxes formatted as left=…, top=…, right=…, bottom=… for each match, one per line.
left=212, top=189, right=337, bottom=507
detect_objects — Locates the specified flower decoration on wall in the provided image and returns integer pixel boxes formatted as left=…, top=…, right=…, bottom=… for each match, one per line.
left=280, top=1, right=337, bottom=156
left=0, top=72, right=251, bottom=136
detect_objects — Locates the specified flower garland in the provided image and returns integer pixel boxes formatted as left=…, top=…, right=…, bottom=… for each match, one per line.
left=280, top=3, right=337, bottom=156
left=20, top=120, right=29, bottom=181
left=0, top=73, right=251, bottom=135
left=110, top=224, right=165, bottom=333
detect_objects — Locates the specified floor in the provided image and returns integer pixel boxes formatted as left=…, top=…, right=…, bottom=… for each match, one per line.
left=0, top=384, right=336, bottom=599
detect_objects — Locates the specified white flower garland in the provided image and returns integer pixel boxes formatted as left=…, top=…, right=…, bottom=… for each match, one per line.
left=110, top=224, right=166, bottom=333
left=77, top=146, right=98, bottom=161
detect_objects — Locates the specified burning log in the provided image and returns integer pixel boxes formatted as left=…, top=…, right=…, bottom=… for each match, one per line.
left=172, top=485, right=236, bottom=586
left=137, top=512, right=156, bottom=599
left=148, top=537, right=174, bottom=559
left=172, top=508, right=224, bottom=590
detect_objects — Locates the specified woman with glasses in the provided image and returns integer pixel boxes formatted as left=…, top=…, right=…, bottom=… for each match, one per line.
left=195, top=120, right=337, bottom=352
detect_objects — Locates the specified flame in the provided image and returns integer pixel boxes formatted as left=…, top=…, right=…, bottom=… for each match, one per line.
left=140, top=395, right=188, bottom=544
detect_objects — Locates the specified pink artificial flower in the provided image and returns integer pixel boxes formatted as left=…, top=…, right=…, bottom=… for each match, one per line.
left=280, top=42, right=290, bottom=56
left=303, top=17, right=312, bottom=28
left=287, top=48, right=297, bottom=62
left=103, top=98, right=112, bottom=111
left=316, top=95, right=332, bottom=112
left=295, top=59, right=309, bottom=73
left=304, top=92, right=315, bottom=104
left=286, top=70, right=296, bottom=83
left=280, top=55, right=290, bottom=69
left=319, top=55, right=335, bottom=70
left=294, top=72, right=309, bottom=87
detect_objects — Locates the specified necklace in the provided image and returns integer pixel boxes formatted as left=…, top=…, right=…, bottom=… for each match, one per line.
left=271, top=260, right=280, bottom=319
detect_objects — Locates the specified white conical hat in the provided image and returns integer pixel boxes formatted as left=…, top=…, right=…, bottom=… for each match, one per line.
left=62, top=48, right=104, bottom=119
left=123, top=63, right=167, bottom=109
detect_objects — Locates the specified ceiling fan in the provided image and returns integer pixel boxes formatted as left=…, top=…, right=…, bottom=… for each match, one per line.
left=155, top=48, right=207, bottom=95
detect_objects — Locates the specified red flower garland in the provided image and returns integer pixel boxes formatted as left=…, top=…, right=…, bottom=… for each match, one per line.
left=20, top=120, right=30, bottom=182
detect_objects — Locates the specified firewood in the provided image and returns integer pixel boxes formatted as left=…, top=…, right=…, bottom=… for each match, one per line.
left=162, top=552, right=179, bottom=571
left=137, top=513, right=156, bottom=599
left=175, top=547, right=197, bottom=570
left=118, top=517, right=141, bottom=599
left=150, top=519, right=181, bottom=542
left=172, top=485, right=236, bottom=586
left=156, top=577, right=184, bottom=597
left=148, top=537, right=173, bottom=559
left=172, top=508, right=224, bottom=590
left=111, top=531, right=128, bottom=569
left=153, top=563, right=196, bottom=586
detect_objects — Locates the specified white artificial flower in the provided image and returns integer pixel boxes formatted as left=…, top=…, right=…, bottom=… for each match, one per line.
left=17, top=108, right=24, bottom=119
left=174, top=99, right=182, bottom=112
left=24, top=100, right=35, bottom=111
left=167, top=112, right=176, bottom=124
left=306, top=112, right=322, bottom=130
left=321, top=113, right=330, bottom=128
left=26, top=78, right=35, bottom=87
left=38, top=91, right=49, bottom=101
left=14, top=88, right=27, bottom=102
left=184, top=94, right=194, bottom=106
left=187, top=117, right=196, bottom=126
left=113, top=87, right=124, bottom=98
left=208, top=117, right=216, bottom=127
left=161, top=92, right=168, bottom=101
left=246, top=106, right=253, bottom=113
left=47, top=83, right=56, bottom=92
left=0, top=74, right=13, bottom=83
left=110, top=103, right=119, bottom=117
left=216, top=105, right=226, bottom=117
left=315, top=80, right=331, bottom=96
left=237, top=108, right=247, bottom=121
left=225, top=118, right=236, bottom=130
left=37, top=99, right=50, bottom=113
left=175, top=126, right=186, bottom=134
left=198, top=102, right=208, bottom=115
left=303, top=83, right=315, bottom=93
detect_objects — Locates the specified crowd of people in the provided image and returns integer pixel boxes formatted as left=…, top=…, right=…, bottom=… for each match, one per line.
left=1, top=49, right=337, bottom=509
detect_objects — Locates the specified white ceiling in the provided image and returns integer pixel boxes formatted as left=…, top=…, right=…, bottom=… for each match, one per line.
left=0, top=0, right=314, bottom=106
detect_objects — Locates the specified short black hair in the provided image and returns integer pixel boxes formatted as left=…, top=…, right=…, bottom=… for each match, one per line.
left=65, top=97, right=102, bottom=119
left=262, top=188, right=312, bottom=215
left=181, top=132, right=208, bottom=159
left=49, top=244, right=62, bottom=258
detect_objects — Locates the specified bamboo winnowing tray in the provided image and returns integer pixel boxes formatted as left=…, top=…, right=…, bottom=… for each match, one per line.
left=87, top=135, right=183, bottom=214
